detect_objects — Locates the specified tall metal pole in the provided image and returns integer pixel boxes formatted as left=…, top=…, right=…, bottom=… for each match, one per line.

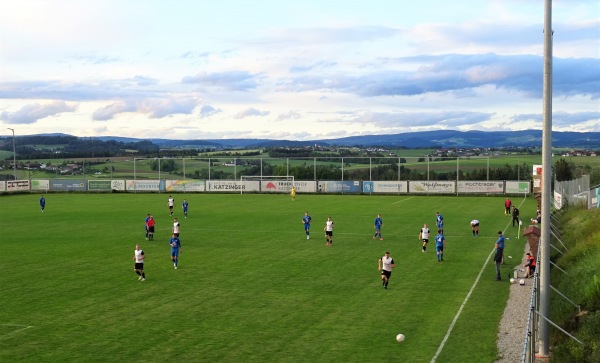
left=7, top=128, right=16, bottom=180
left=539, top=0, right=553, bottom=358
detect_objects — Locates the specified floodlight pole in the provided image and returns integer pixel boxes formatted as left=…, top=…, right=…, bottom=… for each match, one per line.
left=538, top=0, right=553, bottom=358
left=7, top=128, right=16, bottom=180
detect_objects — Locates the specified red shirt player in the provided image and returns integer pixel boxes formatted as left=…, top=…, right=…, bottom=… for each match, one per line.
left=146, top=216, right=156, bottom=241
left=504, top=197, right=512, bottom=216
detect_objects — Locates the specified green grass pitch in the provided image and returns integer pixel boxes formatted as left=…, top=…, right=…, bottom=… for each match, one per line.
left=0, top=193, right=538, bottom=362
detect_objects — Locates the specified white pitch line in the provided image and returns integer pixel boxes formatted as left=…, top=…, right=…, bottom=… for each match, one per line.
left=430, top=195, right=529, bottom=362
left=392, top=196, right=414, bottom=205
left=0, top=324, right=33, bottom=340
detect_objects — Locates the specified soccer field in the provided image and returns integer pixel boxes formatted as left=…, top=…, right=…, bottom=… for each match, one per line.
left=0, top=193, right=538, bottom=362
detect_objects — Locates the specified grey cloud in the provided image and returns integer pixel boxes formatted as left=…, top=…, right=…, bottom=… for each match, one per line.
left=199, top=104, right=222, bottom=119
left=280, top=54, right=599, bottom=99
left=92, top=97, right=200, bottom=121
left=511, top=111, right=600, bottom=127
left=235, top=107, right=270, bottom=119
left=0, top=77, right=161, bottom=101
left=181, top=71, right=262, bottom=91
left=344, top=111, right=492, bottom=128
left=275, top=110, right=301, bottom=121
left=143, top=98, right=198, bottom=118
left=92, top=101, right=136, bottom=121
left=289, top=61, right=338, bottom=74
left=0, top=101, right=76, bottom=124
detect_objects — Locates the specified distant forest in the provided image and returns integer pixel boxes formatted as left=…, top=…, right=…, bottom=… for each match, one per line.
left=0, top=135, right=161, bottom=158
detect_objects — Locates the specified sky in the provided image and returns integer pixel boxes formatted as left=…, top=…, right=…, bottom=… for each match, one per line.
left=0, top=0, right=599, bottom=141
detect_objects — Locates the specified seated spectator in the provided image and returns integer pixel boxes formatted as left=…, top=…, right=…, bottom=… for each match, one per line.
left=531, top=211, right=541, bottom=224
left=524, top=253, right=536, bottom=278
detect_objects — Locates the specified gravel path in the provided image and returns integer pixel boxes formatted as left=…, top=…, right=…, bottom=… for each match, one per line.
left=495, top=243, right=534, bottom=363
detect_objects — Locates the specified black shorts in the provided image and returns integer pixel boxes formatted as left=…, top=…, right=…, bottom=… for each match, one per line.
left=422, top=238, right=429, bottom=243
left=134, top=263, right=144, bottom=270
left=381, top=270, right=392, bottom=278
left=173, top=233, right=179, bottom=237
left=325, top=231, right=333, bottom=237
left=472, top=223, right=479, bottom=227
left=148, top=226, right=155, bottom=233
left=169, top=206, right=174, bottom=210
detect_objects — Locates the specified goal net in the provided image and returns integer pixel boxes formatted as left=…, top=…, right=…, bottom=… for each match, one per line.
left=239, top=175, right=295, bottom=194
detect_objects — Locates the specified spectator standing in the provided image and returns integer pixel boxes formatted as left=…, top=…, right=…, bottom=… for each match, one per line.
left=494, top=231, right=505, bottom=281
left=512, top=206, right=520, bottom=227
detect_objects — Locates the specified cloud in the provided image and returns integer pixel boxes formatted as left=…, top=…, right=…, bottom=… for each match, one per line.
left=198, top=104, right=222, bottom=119
left=181, top=71, right=263, bottom=91
left=234, top=107, right=270, bottom=119
left=280, top=54, right=599, bottom=99
left=0, top=77, right=161, bottom=101
left=92, top=97, right=200, bottom=120
left=0, top=101, right=76, bottom=124
left=340, top=110, right=492, bottom=129
left=275, top=110, right=301, bottom=121
left=92, top=101, right=136, bottom=120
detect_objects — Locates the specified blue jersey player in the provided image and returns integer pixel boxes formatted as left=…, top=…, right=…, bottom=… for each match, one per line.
left=170, top=235, right=182, bottom=269
left=435, top=229, right=446, bottom=262
left=182, top=199, right=189, bottom=218
left=436, top=211, right=444, bottom=234
left=39, top=195, right=46, bottom=212
left=373, top=213, right=383, bottom=240
left=302, top=212, right=312, bottom=239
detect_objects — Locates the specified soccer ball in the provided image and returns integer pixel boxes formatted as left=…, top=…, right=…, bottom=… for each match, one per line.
left=509, top=278, right=515, bottom=284
left=519, top=279, right=525, bottom=286
left=396, top=333, right=405, bottom=342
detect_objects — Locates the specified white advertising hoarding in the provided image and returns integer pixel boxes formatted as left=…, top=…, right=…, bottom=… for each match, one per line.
left=6, top=180, right=30, bottom=192
left=363, top=181, right=408, bottom=193
left=409, top=181, right=455, bottom=194
left=259, top=180, right=316, bottom=193
left=31, top=179, right=50, bottom=191
left=505, top=181, right=530, bottom=194
left=207, top=180, right=260, bottom=192
left=457, top=181, right=504, bottom=194
left=165, top=180, right=206, bottom=192
left=126, top=180, right=161, bottom=192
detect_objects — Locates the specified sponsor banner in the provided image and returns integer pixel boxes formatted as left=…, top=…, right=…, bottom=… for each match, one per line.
left=261, top=180, right=294, bottom=193
left=532, top=175, right=542, bottom=193
left=293, top=181, right=316, bottom=193
left=126, top=180, right=162, bottom=192
left=554, top=190, right=563, bottom=210
left=49, top=179, right=86, bottom=191
left=259, top=180, right=316, bottom=193
left=590, top=186, right=599, bottom=210
left=88, top=180, right=112, bottom=191
left=0, top=181, right=4, bottom=191
left=457, top=181, right=504, bottom=194
left=7, top=180, right=30, bottom=192
left=31, top=179, right=50, bottom=191
left=166, top=180, right=206, bottom=192
left=409, top=181, right=455, bottom=194
left=317, top=181, right=362, bottom=193
left=505, top=181, right=530, bottom=194
left=207, top=180, right=260, bottom=192
left=363, top=181, right=408, bottom=193
left=111, top=180, right=125, bottom=191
